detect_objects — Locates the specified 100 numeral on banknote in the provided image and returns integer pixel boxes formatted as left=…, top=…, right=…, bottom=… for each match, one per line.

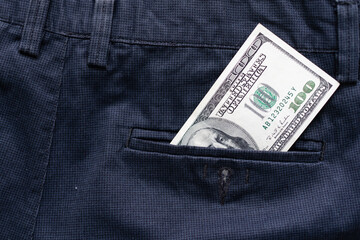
left=171, top=24, right=339, bottom=151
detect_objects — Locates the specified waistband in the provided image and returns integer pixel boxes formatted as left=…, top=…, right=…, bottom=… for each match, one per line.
left=0, top=0, right=338, bottom=50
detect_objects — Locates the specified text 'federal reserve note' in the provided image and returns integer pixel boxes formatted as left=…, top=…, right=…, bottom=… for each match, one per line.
left=171, top=24, right=339, bottom=151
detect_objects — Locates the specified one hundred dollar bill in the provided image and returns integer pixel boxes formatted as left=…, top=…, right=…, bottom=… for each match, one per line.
left=171, top=24, right=339, bottom=151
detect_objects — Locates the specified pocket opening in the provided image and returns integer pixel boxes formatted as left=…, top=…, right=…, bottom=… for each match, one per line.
left=125, top=127, right=324, bottom=164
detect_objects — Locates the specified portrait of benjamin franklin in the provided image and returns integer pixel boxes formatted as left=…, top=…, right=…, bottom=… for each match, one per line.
left=180, top=118, right=258, bottom=150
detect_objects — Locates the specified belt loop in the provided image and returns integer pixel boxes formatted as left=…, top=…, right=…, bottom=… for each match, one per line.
left=336, top=0, right=359, bottom=83
left=88, top=0, right=115, bottom=68
left=19, top=0, right=51, bottom=57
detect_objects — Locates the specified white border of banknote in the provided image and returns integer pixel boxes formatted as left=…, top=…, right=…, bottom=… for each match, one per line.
left=171, top=24, right=339, bottom=151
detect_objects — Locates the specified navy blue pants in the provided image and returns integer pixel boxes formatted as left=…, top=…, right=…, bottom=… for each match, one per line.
left=0, top=0, right=359, bottom=239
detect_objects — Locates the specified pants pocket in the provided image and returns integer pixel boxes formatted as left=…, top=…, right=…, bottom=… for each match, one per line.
left=126, top=128, right=324, bottom=164
left=118, top=127, right=327, bottom=238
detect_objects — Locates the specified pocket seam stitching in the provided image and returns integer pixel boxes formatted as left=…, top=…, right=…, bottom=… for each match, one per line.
left=126, top=128, right=324, bottom=164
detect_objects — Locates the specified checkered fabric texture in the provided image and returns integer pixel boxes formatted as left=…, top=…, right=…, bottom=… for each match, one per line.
left=0, top=0, right=359, bottom=239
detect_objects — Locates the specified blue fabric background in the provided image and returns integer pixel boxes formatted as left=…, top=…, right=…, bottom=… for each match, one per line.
left=0, top=0, right=359, bottom=239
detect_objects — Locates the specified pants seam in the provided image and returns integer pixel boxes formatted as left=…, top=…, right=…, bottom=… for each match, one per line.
left=28, top=36, right=69, bottom=240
